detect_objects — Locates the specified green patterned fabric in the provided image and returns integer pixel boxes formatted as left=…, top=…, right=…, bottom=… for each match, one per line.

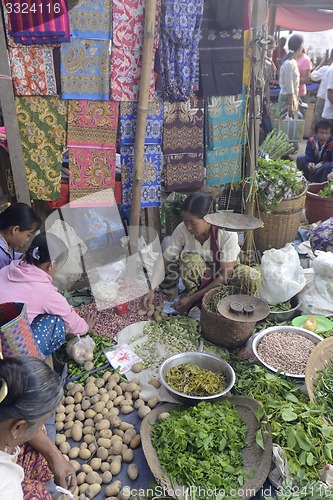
left=15, top=96, right=67, bottom=200
left=180, top=252, right=207, bottom=295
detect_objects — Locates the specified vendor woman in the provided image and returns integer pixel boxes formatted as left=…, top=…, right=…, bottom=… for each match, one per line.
left=142, top=193, right=240, bottom=313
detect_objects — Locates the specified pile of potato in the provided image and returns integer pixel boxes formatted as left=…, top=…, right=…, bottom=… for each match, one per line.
left=55, top=371, right=160, bottom=499
left=137, top=303, right=167, bottom=322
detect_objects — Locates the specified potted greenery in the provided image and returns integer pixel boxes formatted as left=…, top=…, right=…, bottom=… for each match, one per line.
left=305, top=180, right=333, bottom=224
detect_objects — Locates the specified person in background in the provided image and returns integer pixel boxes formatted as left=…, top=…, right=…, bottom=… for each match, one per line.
left=296, top=118, right=333, bottom=183
left=0, top=203, right=41, bottom=269
left=310, top=50, right=333, bottom=132
left=278, top=34, right=304, bottom=117
left=297, top=48, right=312, bottom=107
left=0, top=233, right=95, bottom=357
left=141, top=192, right=240, bottom=313
left=0, top=356, right=77, bottom=499
left=322, top=60, right=333, bottom=129
left=272, top=36, right=287, bottom=74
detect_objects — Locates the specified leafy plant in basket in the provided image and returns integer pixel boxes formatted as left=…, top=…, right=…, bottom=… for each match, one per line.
left=319, top=180, right=333, bottom=198
left=252, top=158, right=306, bottom=212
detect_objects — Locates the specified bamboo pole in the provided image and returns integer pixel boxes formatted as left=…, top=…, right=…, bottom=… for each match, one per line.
left=129, top=0, right=157, bottom=256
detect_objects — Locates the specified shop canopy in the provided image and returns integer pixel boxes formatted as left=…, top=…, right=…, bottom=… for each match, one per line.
left=274, top=6, right=333, bottom=31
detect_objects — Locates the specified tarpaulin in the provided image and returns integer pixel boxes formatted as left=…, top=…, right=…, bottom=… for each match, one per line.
left=274, top=7, right=333, bottom=32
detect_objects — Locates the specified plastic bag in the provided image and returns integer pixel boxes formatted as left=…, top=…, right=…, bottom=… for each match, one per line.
left=259, top=244, right=306, bottom=305
left=66, top=335, right=95, bottom=365
left=298, top=259, right=333, bottom=317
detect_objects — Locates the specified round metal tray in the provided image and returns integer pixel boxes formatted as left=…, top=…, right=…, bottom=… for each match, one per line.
left=204, top=212, right=264, bottom=232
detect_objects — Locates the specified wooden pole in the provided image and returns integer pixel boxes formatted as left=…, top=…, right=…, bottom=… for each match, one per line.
left=0, top=16, right=30, bottom=205
left=129, top=0, right=157, bottom=255
left=268, top=5, right=277, bottom=35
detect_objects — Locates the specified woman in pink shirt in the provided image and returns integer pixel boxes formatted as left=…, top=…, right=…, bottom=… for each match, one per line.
left=297, top=49, right=312, bottom=101
left=0, top=233, right=95, bottom=357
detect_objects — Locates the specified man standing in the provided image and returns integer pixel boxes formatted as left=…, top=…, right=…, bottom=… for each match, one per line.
left=322, top=62, right=333, bottom=129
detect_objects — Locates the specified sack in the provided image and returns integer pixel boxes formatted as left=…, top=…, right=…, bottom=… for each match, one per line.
left=66, top=335, right=95, bottom=365
left=259, top=244, right=306, bottom=305
left=273, top=113, right=304, bottom=142
left=0, top=302, right=44, bottom=359
left=298, top=269, right=333, bottom=316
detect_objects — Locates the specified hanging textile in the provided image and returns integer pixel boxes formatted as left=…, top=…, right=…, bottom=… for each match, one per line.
left=61, top=38, right=110, bottom=100
left=163, top=95, right=204, bottom=192
left=15, top=96, right=67, bottom=200
left=119, top=97, right=163, bottom=208
left=199, top=0, right=246, bottom=97
left=67, top=100, right=119, bottom=201
left=4, top=0, right=70, bottom=44
left=8, top=46, right=57, bottom=96
left=159, top=0, right=203, bottom=102
left=68, top=0, right=112, bottom=40
left=205, top=88, right=247, bottom=186
left=110, top=0, right=160, bottom=101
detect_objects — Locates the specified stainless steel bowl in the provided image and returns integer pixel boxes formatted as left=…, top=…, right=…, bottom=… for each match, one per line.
left=252, top=325, right=322, bottom=379
left=267, top=295, right=301, bottom=322
left=159, top=352, right=235, bottom=404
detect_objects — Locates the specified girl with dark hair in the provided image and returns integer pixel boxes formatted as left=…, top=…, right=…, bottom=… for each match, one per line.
left=141, top=192, right=240, bottom=312
left=0, top=233, right=95, bottom=357
left=0, top=203, right=41, bottom=269
left=0, top=356, right=77, bottom=499
left=278, top=34, right=304, bottom=117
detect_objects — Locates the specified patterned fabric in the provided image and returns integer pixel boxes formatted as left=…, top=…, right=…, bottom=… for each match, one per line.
left=121, top=144, right=162, bottom=208
left=15, top=96, right=67, bottom=200
left=199, top=0, right=245, bottom=96
left=163, top=95, right=204, bottom=191
left=5, top=0, right=70, bottom=44
left=205, top=88, right=247, bottom=186
left=61, top=37, right=110, bottom=100
left=69, top=0, right=112, bottom=40
left=0, top=302, right=44, bottom=359
left=180, top=252, right=207, bottom=295
left=30, top=314, right=66, bottom=356
left=9, top=46, right=57, bottom=96
left=18, top=443, right=53, bottom=500
left=310, top=217, right=333, bottom=253
left=119, top=99, right=163, bottom=144
left=160, top=0, right=203, bottom=102
left=110, top=0, right=160, bottom=101
left=68, top=100, right=119, bottom=200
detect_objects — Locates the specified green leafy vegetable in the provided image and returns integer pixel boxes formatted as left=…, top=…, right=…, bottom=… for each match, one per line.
left=166, top=363, right=226, bottom=396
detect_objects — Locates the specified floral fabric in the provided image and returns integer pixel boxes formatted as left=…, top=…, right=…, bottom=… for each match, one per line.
left=69, top=0, right=112, bottom=40
left=119, top=99, right=163, bottom=145
left=310, top=217, right=333, bottom=253
left=159, top=0, right=203, bottom=102
left=18, top=442, right=52, bottom=500
left=67, top=100, right=119, bottom=200
left=15, top=96, right=67, bottom=200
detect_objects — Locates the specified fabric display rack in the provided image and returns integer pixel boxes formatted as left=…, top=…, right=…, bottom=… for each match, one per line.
left=0, top=0, right=251, bottom=214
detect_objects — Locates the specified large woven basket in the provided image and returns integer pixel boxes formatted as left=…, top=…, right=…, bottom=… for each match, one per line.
left=254, top=188, right=307, bottom=251
left=305, top=336, right=333, bottom=402
left=141, top=397, right=272, bottom=500
left=201, top=286, right=255, bottom=349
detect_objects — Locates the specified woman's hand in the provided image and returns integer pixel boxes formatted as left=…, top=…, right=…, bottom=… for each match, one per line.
left=83, top=311, right=96, bottom=330
left=141, top=289, right=155, bottom=311
left=47, top=453, right=78, bottom=493
left=174, top=294, right=195, bottom=313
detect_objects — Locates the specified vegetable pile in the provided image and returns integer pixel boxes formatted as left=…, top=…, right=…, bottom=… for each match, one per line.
left=319, top=180, right=333, bottom=198
left=151, top=401, right=247, bottom=498
left=314, top=359, right=333, bottom=424
left=269, top=300, right=291, bottom=313
left=166, top=363, right=226, bottom=396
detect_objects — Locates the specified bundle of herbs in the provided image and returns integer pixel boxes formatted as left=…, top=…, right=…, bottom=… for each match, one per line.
left=260, top=130, right=294, bottom=160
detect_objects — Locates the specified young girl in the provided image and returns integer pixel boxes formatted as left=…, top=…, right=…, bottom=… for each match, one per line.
left=0, top=203, right=41, bottom=269
left=0, top=233, right=95, bottom=357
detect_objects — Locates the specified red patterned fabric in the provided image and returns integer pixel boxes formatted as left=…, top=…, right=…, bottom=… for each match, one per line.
left=18, top=442, right=53, bottom=500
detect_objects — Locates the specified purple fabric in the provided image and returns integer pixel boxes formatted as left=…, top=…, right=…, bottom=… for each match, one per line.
left=0, top=240, right=21, bottom=270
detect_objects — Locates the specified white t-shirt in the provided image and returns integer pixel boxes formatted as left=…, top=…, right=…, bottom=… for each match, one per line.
left=279, top=59, right=299, bottom=96
left=0, top=448, right=24, bottom=500
left=311, top=65, right=330, bottom=100
left=322, top=64, right=333, bottom=119
left=163, top=222, right=240, bottom=264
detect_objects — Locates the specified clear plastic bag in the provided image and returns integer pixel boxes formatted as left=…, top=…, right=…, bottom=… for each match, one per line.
left=66, top=335, right=95, bottom=365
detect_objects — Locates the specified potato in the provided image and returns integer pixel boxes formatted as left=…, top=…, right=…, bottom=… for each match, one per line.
left=84, top=434, right=95, bottom=445
left=119, top=421, right=134, bottom=431
left=56, top=421, right=64, bottom=432
left=113, top=429, right=124, bottom=438
left=65, top=381, right=75, bottom=391
left=124, top=391, right=133, bottom=400
left=86, top=376, right=96, bottom=384
left=56, top=404, right=66, bottom=413
left=107, top=407, right=119, bottom=416
left=65, top=413, right=75, bottom=424
left=148, top=397, right=158, bottom=409
left=146, top=306, right=155, bottom=317
left=81, top=397, right=91, bottom=411
left=69, top=460, right=81, bottom=472
left=76, top=472, right=86, bottom=486
left=79, top=448, right=91, bottom=460
left=110, top=434, right=122, bottom=444
left=109, top=459, right=122, bottom=475
left=127, top=463, right=139, bottom=480
left=74, top=403, right=81, bottom=412
left=114, top=385, right=123, bottom=396
left=113, top=395, right=125, bottom=406
left=95, top=419, right=110, bottom=431
left=120, top=398, right=133, bottom=407
left=90, top=394, right=101, bottom=404
left=148, top=378, right=161, bottom=388
left=107, top=389, right=117, bottom=400
left=101, top=408, right=108, bottom=416
left=109, top=415, right=121, bottom=427
left=81, top=464, right=92, bottom=473
left=83, top=426, right=94, bottom=435
left=55, top=434, right=66, bottom=445
left=86, top=470, right=102, bottom=485
left=118, top=486, right=131, bottom=500
left=159, top=412, right=171, bottom=420
left=100, top=462, right=110, bottom=473
left=106, top=380, right=117, bottom=391
left=63, top=454, right=70, bottom=462
left=110, top=441, right=122, bottom=455
left=90, top=457, right=101, bottom=471
left=98, top=387, right=107, bottom=395
left=93, top=413, right=103, bottom=423
left=68, top=447, right=80, bottom=459
left=97, top=446, right=108, bottom=460
left=84, top=418, right=95, bottom=427
left=102, top=370, right=112, bottom=381
left=80, top=442, right=88, bottom=449
left=122, top=448, right=134, bottom=463
left=105, top=480, right=122, bottom=497
left=100, top=393, right=110, bottom=403
left=134, top=399, right=145, bottom=410
left=79, top=483, right=89, bottom=494
left=97, top=437, right=111, bottom=449
left=85, top=409, right=96, bottom=419
left=98, top=429, right=112, bottom=439
left=55, top=412, right=65, bottom=423
left=85, top=384, right=98, bottom=397
left=154, top=311, right=162, bottom=322
left=137, top=308, right=147, bottom=316
left=73, top=392, right=82, bottom=404
left=64, top=429, right=72, bottom=438
left=121, top=405, right=133, bottom=415
left=123, top=428, right=137, bottom=445
left=88, top=443, right=97, bottom=454
left=65, top=395, right=75, bottom=405
left=72, top=423, right=83, bottom=442
left=85, top=483, right=101, bottom=499
left=138, top=406, right=151, bottom=419
left=84, top=360, right=94, bottom=372
left=119, top=382, right=127, bottom=391
left=59, top=442, right=71, bottom=455
left=75, top=410, right=85, bottom=421
left=130, top=434, right=141, bottom=449
left=100, top=470, right=112, bottom=484
left=131, top=362, right=143, bottom=373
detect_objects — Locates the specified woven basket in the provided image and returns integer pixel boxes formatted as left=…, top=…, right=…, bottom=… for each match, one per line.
left=201, top=286, right=255, bottom=349
left=305, top=337, right=333, bottom=402
left=141, top=397, right=272, bottom=500
left=254, top=188, right=307, bottom=251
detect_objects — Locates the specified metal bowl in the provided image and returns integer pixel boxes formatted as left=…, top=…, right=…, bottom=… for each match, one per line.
left=159, top=352, right=235, bottom=404
left=252, top=325, right=322, bottom=379
left=267, top=295, right=301, bottom=322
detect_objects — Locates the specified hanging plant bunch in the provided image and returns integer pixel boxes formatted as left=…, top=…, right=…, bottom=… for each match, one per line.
left=255, top=158, right=306, bottom=210
left=318, top=180, right=333, bottom=198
